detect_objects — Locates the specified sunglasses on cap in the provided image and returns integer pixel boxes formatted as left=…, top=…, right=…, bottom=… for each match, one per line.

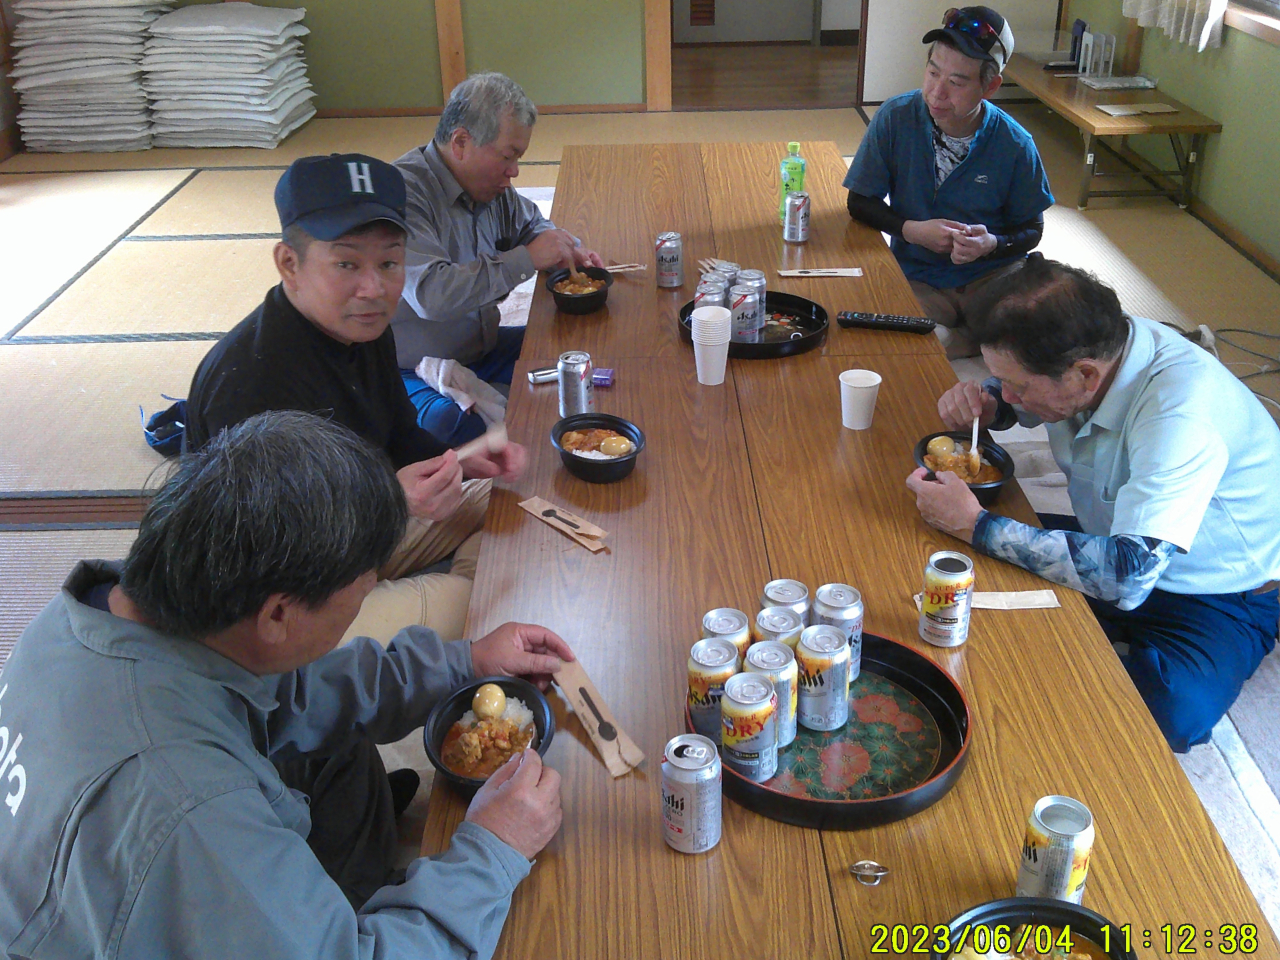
left=942, top=7, right=1008, bottom=60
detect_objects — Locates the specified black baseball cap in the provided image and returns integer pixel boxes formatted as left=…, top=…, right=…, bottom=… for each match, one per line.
left=274, top=153, right=408, bottom=241
left=923, top=6, right=1015, bottom=73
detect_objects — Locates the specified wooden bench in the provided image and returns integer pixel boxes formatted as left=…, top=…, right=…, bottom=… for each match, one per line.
left=1003, top=52, right=1223, bottom=209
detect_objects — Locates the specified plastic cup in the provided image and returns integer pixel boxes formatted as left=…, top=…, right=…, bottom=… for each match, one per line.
left=695, top=339, right=729, bottom=385
left=839, top=369, right=882, bottom=429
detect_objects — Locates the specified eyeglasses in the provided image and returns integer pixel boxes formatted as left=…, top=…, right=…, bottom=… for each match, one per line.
left=942, top=7, right=1007, bottom=60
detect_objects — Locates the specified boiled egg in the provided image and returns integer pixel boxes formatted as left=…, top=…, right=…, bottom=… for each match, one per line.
left=926, top=436, right=956, bottom=458
left=472, top=683, right=507, bottom=720
left=599, top=435, right=634, bottom=457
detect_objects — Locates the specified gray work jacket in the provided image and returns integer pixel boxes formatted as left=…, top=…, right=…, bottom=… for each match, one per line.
left=0, top=561, right=531, bottom=959
left=390, top=140, right=552, bottom=368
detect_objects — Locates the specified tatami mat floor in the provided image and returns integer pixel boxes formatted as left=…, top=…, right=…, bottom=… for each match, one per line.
left=2, top=106, right=1278, bottom=927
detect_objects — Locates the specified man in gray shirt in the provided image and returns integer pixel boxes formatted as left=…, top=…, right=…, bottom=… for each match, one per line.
left=391, top=72, right=603, bottom=444
left=0, top=410, right=570, bottom=958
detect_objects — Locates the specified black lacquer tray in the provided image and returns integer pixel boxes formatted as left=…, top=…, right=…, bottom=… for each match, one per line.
left=679, top=291, right=828, bottom=359
left=689, top=632, right=972, bottom=830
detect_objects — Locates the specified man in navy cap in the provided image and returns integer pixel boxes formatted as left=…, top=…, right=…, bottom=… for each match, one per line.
left=844, top=6, right=1054, bottom=359
left=186, top=153, right=525, bottom=645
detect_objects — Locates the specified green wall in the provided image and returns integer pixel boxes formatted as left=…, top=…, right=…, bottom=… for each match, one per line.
left=1070, top=0, right=1280, bottom=265
left=174, top=0, right=444, bottom=111
left=460, top=0, right=645, bottom=104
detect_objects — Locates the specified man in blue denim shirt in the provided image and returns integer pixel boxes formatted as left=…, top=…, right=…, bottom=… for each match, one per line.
left=844, top=6, right=1053, bottom=358
left=0, top=411, right=571, bottom=958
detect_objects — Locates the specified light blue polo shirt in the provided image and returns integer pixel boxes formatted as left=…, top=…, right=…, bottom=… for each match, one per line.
left=1048, top=316, right=1280, bottom=595
left=843, top=90, right=1054, bottom=290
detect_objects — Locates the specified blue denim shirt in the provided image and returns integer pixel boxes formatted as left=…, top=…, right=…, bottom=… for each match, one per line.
left=843, top=90, right=1054, bottom=289
left=0, top=561, right=531, bottom=959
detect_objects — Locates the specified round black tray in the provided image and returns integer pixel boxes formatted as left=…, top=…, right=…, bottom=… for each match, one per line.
left=679, top=291, right=828, bottom=359
left=933, top=897, right=1137, bottom=960
left=689, top=632, right=971, bottom=830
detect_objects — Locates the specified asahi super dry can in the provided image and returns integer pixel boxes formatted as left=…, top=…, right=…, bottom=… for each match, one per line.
left=656, top=231, right=684, bottom=288
left=693, top=280, right=726, bottom=310
left=720, top=673, right=778, bottom=782
left=1015, top=795, right=1095, bottom=904
left=796, top=625, right=851, bottom=731
left=919, top=551, right=975, bottom=647
left=661, top=734, right=722, bottom=854
left=687, top=638, right=739, bottom=743
left=745, top=641, right=798, bottom=748
left=702, top=607, right=750, bottom=661
left=783, top=191, right=810, bottom=243
left=557, top=350, right=595, bottom=417
left=729, top=285, right=762, bottom=344
left=761, top=578, right=810, bottom=625
left=752, top=606, right=803, bottom=649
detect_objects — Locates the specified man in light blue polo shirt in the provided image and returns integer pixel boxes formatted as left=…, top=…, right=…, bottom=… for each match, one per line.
left=906, top=257, right=1280, bottom=752
left=844, top=6, right=1053, bottom=358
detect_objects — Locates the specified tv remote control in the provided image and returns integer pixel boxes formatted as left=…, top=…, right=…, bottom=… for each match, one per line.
left=836, top=311, right=937, bottom=334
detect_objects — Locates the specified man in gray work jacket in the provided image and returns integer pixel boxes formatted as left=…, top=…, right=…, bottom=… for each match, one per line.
left=0, top=410, right=570, bottom=958
left=391, top=71, right=604, bottom=445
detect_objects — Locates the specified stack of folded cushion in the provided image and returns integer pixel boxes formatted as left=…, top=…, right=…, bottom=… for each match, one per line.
left=8, top=0, right=167, bottom=152
left=143, top=2, right=316, bottom=149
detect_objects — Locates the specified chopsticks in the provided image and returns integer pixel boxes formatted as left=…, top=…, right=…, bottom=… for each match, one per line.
left=697, top=258, right=735, bottom=275
left=603, top=263, right=646, bottom=273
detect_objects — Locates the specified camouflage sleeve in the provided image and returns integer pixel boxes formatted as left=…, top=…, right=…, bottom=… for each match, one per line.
left=971, top=512, right=1178, bottom=611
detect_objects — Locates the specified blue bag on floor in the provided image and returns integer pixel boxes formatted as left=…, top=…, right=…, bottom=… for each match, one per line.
left=142, top=397, right=186, bottom=457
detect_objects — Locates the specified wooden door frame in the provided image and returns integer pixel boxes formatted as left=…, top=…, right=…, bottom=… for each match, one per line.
left=647, top=0, right=673, bottom=110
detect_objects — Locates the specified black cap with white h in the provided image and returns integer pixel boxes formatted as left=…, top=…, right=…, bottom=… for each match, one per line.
left=922, top=6, right=1016, bottom=74
left=274, top=153, right=409, bottom=241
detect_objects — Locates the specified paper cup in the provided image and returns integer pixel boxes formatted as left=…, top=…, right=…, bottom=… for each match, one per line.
left=695, top=339, right=729, bottom=385
left=691, top=305, right=731, bottom=342
left=839, top=369, right=882, bottom=430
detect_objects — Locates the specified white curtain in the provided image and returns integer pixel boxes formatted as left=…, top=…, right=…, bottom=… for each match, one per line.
left=1121, top=0, right=1228, bottom=50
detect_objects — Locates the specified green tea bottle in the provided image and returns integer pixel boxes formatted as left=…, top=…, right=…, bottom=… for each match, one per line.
left=779, top=141, right=806, bottom=223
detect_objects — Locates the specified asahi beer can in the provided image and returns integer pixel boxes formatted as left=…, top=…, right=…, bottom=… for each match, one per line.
left=702, top=607, right=751, bottom=661
left=735, top=269, right=767, bottom=318
left=796, top=625, right=851, bottom=731
left=1015, top=795, right=1095, bottom=904
left=687, top=638, right=739, bottom=743
left=752, top=606, right=804, bottom=649
left=693, top=280, right=727, bottom=310
left=783, top=191, right=811, bottom=243
left=701, top=270, right=734, bottom=289
left=656, top=231, right=684, bottom=288
left=745, top=641, right=798, bottom=748
left=714, top=261, right=740, bottom=286
left=557, top=350, right=595, bottom=417
left=813, top=583, right=864, bottom=680
left=721, top=673, right=778, bottom=782
left=919, top=551, right=975, bottom=647
left=661, top=734, right=722, bottom=854
left=728, top=285, right=762, bottom=343
left=761, top=578, right=811, bottom=625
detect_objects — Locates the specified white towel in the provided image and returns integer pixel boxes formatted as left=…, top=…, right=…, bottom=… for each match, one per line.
left=414, top=358, right=508, bottom=429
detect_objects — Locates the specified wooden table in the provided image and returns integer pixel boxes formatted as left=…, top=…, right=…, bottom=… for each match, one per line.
left=423, top=142, right=1275, bottom=960
left=1003, top=53, right=1223, bottom=209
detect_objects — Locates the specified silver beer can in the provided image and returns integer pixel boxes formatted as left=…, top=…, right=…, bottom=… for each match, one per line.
left=661, top=734, right=722, bottom=854
left=656, top=231, right=684, bottom=288
left=761, top=578, right=811, bottom=625
left=720, top=673, right=778, bottom=783
left=1015, top=795, right=1095, bottom=904
left=701, top=270, right=734, bottom=289
left=735, top=269, right=767, bottom=320
left=813, top=582, right=864, bottom=681
left=783, top=191, right=811, bottom=243
left=745, top=641, right=798, bottom=748
left=752, top=606, right=804, bottom=649
left=796, top=625, right=851, bottom=731
left=557, top=350, right=595, bottom=417
left=687, top=637, right=740, bottom=743
left=714, top=261, right=740, bottom=286
left=919, top=551, right=975, bottom=647
left=693, top=280, right=727, bottom=310
left=702, top=607, right=751, bottom=661
left=728, top=285, right=762, bottom=343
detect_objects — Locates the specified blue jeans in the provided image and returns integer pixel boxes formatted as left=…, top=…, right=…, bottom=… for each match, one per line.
left=1040, top=514, right=1278, bottom=752
left=400, top=326, right=525, bottom=446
